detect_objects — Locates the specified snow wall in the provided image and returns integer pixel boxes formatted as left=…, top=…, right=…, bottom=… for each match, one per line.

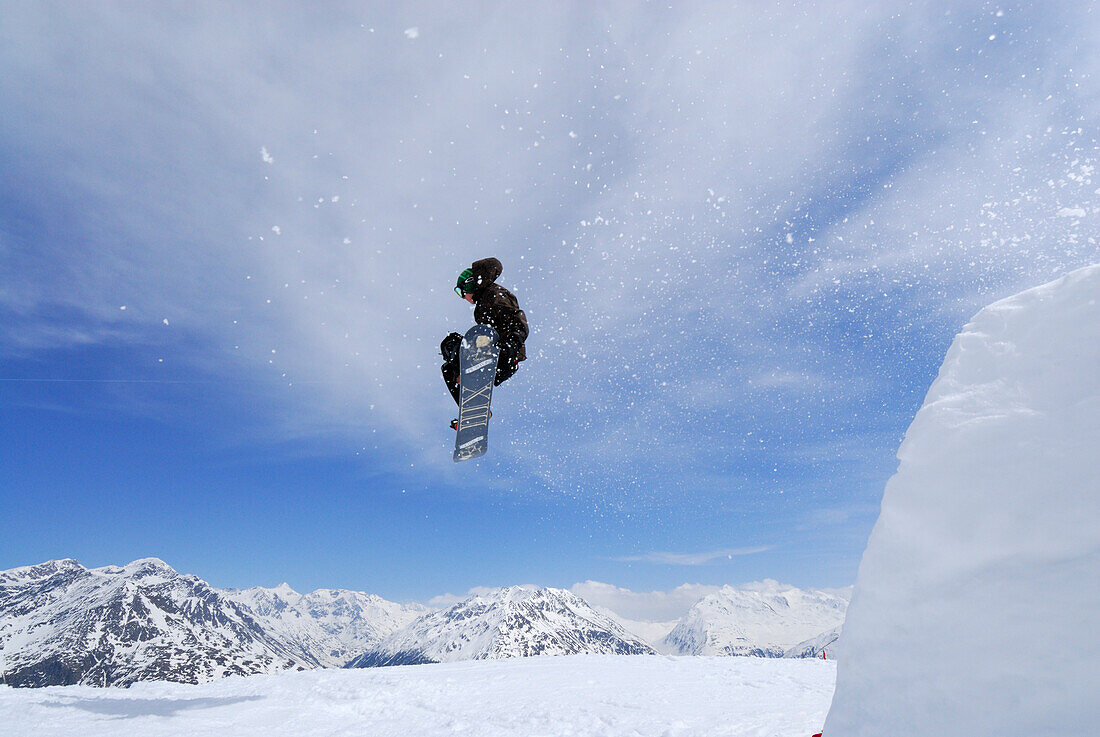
left=823, top=265, right=1100, bottom=737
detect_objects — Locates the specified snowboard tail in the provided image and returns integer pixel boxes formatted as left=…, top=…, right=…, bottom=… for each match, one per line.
left=453, top=324, right=499, bottom=462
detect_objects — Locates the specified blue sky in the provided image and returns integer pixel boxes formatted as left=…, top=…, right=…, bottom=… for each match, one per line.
left=1, top=2, right=1097, bottom=613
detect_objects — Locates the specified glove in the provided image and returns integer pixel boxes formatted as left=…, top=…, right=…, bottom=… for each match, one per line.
left=498, top=335, right=523, bottom=363
left=440, top=332, right=462, bottom=362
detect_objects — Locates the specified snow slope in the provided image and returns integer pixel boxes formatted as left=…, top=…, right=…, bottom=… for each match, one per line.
left=783, top=626, right=840, bottom=660
left=0, top=655, right=835, bottom=737
left=824, top=265, right=1100, bottom=736
left=349, top=586, right=654, bottom=667
left=662, top=581, right=848, bottom=657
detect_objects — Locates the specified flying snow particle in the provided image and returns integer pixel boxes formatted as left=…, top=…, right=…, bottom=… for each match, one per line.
left=119, top=305, right=127, bottom=310
left=162, top=318, right=170, bottom=326
left=404, top=27, right=419, bottom=39
left=261, top=146, right=274, bottom=164
left=272, top=225, right=282, bottom=235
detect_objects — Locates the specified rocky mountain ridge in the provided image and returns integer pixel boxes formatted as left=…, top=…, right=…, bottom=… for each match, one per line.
left=0, top=558, right=424, bottom=687
left=0, top=558, right=308, bottom=687
left=349, top=585, right=655, bottom=667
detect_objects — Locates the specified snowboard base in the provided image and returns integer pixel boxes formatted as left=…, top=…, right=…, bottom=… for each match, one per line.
left=453, top=324, right=499, bottom=462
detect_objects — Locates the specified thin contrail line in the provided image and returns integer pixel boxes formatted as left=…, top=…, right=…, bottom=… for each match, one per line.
left=0, top=378, right=350, bottom=384
left=0, top=378, right=205, bottom=383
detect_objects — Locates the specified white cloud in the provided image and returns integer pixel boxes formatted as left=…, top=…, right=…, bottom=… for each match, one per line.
left=570, top=581, right=723, bottom=622
left=795, top=504, right=881, bottom=532
left=613, top=547, right=771, bottom=566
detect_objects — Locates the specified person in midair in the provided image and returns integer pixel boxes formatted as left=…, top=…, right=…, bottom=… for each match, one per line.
left=440, top=258, right=528, bottom=426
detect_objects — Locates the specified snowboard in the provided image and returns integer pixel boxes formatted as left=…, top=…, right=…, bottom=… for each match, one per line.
left=453, top=324, right=499, bottom=462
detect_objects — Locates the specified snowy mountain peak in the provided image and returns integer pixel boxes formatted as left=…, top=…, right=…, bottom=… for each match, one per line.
left=662, top=582, right=849, bottom=657
left=307, top=588, right=389, bottom=605
left=349, top=586, right=655, bottom=668
left=126, top=556, right=173, bottom=568
left=222, top=583, right=428, bottom=668
left=117, top=557, right=176, bottom=577
left=0, top=558, right=85, bottom=584
left=491, top=584, right=536, bottom=601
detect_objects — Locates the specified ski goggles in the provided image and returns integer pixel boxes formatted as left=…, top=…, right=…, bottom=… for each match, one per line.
left=455, top=268, right=475, bottom=296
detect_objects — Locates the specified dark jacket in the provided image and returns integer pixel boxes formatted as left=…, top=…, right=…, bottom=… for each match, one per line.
left=469, top=257, right=528, bottom=361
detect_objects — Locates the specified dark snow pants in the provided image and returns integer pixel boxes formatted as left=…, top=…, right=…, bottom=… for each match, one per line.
left=441, top=353, right=520, bottom=407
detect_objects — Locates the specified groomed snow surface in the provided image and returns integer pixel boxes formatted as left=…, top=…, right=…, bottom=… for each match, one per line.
left=0, top=655, right=834, bottom=737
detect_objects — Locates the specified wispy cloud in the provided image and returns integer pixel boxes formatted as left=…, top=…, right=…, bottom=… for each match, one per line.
left=614, top=546, right=771, bottom=566
left=795, top=505, right=882, bottom=532
left=570, top=579, right=847, bottom=623
left=1, top=2, right=1097, bottom=502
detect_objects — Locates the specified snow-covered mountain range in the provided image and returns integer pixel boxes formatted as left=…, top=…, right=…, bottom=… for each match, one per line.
left=349, top=586, right=655, bottom=667
left=661, top=581, right=849, bottom=657
left=0, top=559, right=423, bottom=687
left=0, top=559, right=848, bottom=687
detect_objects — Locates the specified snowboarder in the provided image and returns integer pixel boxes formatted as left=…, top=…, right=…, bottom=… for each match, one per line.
left=440, top=258, right=528, bottom=427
